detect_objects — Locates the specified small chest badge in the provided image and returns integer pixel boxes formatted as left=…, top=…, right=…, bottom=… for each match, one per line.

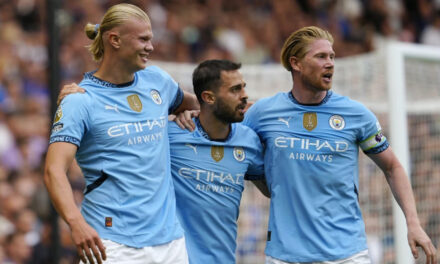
left=54, top=106, right=63, bottom=123
left=329, top=115, right=345, bottom=130
left=303, top=112, right=317, bottom=131
left=150, top=90, right=162, bottom=105
left=127, top=94, right=143, bottom=112
left=233, top=147, right=245, bottom=162
left=211, top=146, right=224, bottom=162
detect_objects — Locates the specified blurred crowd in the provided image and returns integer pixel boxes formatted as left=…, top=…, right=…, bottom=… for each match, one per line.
left=1, top=0, right=440, bottom=263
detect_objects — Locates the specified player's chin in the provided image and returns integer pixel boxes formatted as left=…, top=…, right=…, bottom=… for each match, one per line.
left=235, top=113, right=245, bottom=122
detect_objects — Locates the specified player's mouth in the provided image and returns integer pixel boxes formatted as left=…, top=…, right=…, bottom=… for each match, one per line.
left=322, top=72, right=333, bottom=83
left=236, top=102, right=247, bottom=114
left=139, top=53, right=149, bottom=63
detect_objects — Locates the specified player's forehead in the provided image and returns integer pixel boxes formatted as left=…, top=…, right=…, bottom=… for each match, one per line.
left=306, top=39, right=334, bottom=56
left=220, top=70, right=244, bottom=87
left=119, top=18, right=153, bottom=37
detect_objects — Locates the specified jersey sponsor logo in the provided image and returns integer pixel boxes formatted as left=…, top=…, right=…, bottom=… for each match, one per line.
left=329, top=115, right=345, bottom=130
left=107, top=117, right=166, bottom=137
left=274, top=137, right=349, bottom=152
left=178, top=167, right=244, bottom=184
left=303, top=112, right=317, bottom=131
left=105, top=104, right=119, bottom=113
left=185, top=143, right=198, bottom=154
left=51, top=123, right=63, bottom=133
left=150, top=89, right=162, bottom=105
left=127, top=94, right=143, bottom=112
left=54, top=105, right=63, bottom=123
left=277, top=117, right=291, bottom=127
left=211, top=146, right=224, bottom=162
left=233, top=147, right=245, bottom=162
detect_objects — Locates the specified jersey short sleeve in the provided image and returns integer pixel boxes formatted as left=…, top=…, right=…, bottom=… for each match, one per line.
left=145, top=66, right=184, bottom=114
left=243, top=128, right=265, bottom=181
left=49, top=92, right=91, bottom=147
left=356, top=104, right=389, bottom=154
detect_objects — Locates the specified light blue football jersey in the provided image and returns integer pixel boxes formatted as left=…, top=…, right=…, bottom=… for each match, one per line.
left=243, top=91, right=388, bottom=262
left=49, top=66, right=185, bottom=248
left=169, top=118, right=264, bottom=264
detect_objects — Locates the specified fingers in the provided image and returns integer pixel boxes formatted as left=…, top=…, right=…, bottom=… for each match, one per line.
left=173, top=110, right=197, bottom=131
left=77, top=245, right=87, bottom=264
left=89, top=240, right=103, bottom=264
left=422, top=242, right=437, bottom=264
left=410, top=240, right=418, bottom=259
left=57, top=83, right=85, bottom=105
left=95, top=237, right=107, bottom=261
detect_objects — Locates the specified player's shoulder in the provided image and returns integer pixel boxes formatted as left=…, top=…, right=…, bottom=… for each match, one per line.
left=168, top=120, right=192, bottom=137
left=61, top=85, right=93, bottom=108
left=232, top=123, right=260, bottom=143
left=252, top=92, right=287, bottom=108
left=330, top=91, right=370, bottom=112
left=139, top=65, right=173, bottom=81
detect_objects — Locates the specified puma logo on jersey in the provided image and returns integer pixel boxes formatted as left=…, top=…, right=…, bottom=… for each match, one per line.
left=278, top=117, right=291, bottom=127
left=105, top=104, right=119, bottom=113
left=185, top=143, right=197, bottom=154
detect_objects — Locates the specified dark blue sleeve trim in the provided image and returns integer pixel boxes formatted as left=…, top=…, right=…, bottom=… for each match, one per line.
left=245, top=174, right=265, bottom=181
left=49, top=135, right=81, bottom=147
left=169, top=87, right=184, bottom=114
left=364, top=141, right=390, bottom=154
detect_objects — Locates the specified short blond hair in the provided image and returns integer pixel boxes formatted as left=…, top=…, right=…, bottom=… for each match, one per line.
left=280, top=26, right=334, bottom=71
left=84, top=3, right=151, bottom=62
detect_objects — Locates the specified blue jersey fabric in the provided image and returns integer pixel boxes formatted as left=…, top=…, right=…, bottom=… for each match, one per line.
left=49, top=66, right=185, bottom=248
left=168, top=118, right=264, bottom=264
left=243, top=91, right=388, bottom=262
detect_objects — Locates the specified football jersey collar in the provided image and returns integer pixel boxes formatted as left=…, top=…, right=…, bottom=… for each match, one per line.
left=195, top=117, right=233, bottom=142
left=288, top=90, right=333, bottom=106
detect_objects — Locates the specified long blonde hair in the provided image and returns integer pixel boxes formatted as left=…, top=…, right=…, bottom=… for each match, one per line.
left=84, top=3, right=151, bottom=62
left=280, top=26, right=334, bottom=71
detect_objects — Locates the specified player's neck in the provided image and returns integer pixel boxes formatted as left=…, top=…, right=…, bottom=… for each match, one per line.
left=95, top=58, right=135, bottom=85
left=199, top=111, right=230, bottom=141
left=291, top=84, right=327, bottom=105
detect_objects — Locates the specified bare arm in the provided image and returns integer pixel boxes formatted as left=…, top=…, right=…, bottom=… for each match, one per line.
left=173, top=91, right=199, bottom=114
left=368, top=147, right=437, bottom=263
left=44, top=142, right=106, bottom=264
left=171, top=91, right=200, bottom=131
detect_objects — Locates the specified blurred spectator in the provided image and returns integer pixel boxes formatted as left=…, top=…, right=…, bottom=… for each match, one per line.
left=421, top=10, right=440, bottom=46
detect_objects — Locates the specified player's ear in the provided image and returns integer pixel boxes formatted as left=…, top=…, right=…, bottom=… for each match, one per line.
left=107, top=31, right=121, bottom=49
left=201, top=90, right=215, bottom=105
left=290, top=56, right=301, bottom=72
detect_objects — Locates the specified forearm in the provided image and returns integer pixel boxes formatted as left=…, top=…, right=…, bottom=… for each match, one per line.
left=44, top=165, right=84, bottom=226
left=384, top=165, right=420, bottom=226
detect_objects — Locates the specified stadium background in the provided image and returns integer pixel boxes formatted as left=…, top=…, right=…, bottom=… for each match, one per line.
left=0, top=0, right=439, bottom=263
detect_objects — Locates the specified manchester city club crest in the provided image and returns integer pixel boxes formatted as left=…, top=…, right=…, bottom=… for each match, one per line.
left=54, top=105, right=63, bottom=123
left=150, top=90, right=162, bottom=105
left=127, top=94, right=143, bottom=112
left=329, top=115, right=345, bottom=130
left=303, top=112, right=317, bottom=131
left=233, top=147, right=245, bottom=162
left=211, top=146, right=224, bottom=162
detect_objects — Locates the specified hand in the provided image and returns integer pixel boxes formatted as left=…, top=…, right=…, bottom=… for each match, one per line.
left=57, top=83, right=85, bottom=105
left=173, top=110, right=200, bottom=131
left=70, top=218, right=106, bottom=264
left=408, top=223, right=437, bottom=264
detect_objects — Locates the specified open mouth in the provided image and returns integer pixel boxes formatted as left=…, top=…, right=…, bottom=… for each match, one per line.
left=140, top=54, right=149, bottom=62
left=323, top=72, right=333, bottom=82
left=237, top=103, right=247, bottom=114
